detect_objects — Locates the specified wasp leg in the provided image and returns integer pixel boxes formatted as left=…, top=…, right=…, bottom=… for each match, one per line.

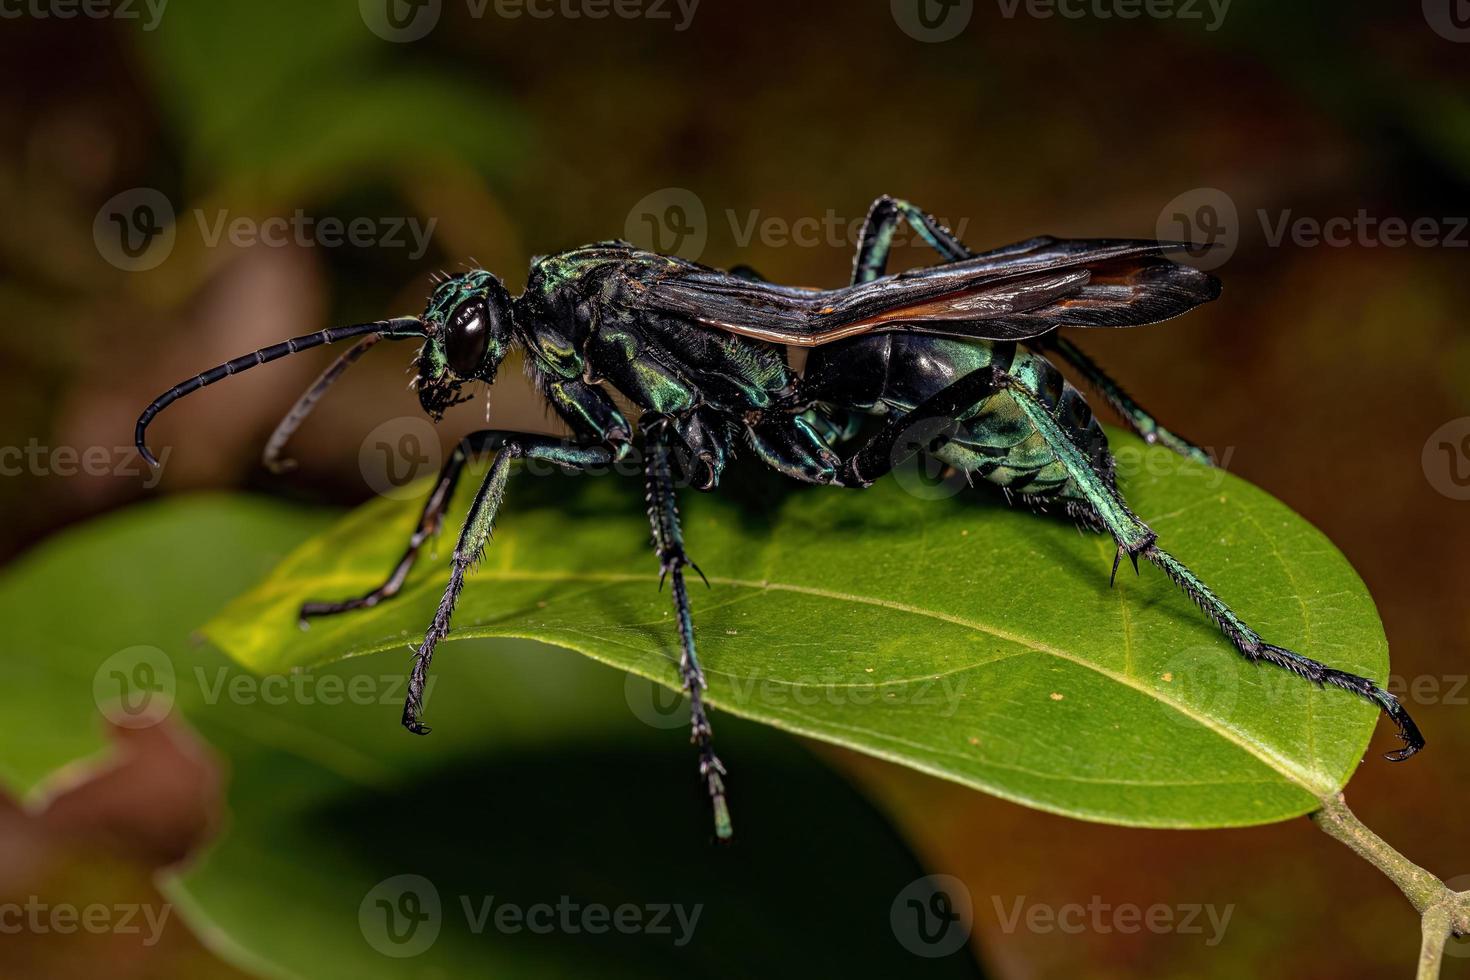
left=300, top=379, right=627, bottom=625
left=263, top=336, right=381, bottom=474
left=299, top=428, right=488, bottom=623
left=993, top=368, right=1425, bottom=762
left=850, top=196, right=1215, bottom=466
left=838, top=367, right=1003, bottom=487
left=389, top=433, right=614, bottom=734
left=1038, top=334, right=1214, bottom=466
left=852, top=195, right=970, bottom=284
left=642, top=415, right=732, bottom=841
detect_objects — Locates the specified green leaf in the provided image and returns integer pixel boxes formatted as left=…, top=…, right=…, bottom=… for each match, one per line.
left=206, top=429, right=1391, bottom=829
left=0, top=498, right=981, bottom=979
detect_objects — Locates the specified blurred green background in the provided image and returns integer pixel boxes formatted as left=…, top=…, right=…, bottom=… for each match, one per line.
left=1, top=0, right=1468, bottom=977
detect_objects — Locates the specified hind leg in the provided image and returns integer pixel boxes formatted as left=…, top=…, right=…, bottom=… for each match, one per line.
left=851, top=195, right=1212, bottom=465
left=835, top=363, right=1424, bottom=760
left=992, top=368, right=1423, bottom=760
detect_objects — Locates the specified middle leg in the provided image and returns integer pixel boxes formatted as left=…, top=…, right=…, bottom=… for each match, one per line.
left=641, top=414, right=732, bottom=840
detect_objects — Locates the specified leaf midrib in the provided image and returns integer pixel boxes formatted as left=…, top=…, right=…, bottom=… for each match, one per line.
left=231, top=567, right=1336, bottom=798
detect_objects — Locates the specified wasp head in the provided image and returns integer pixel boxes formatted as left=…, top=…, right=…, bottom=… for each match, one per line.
left=416, top=270, right=516, bottom=420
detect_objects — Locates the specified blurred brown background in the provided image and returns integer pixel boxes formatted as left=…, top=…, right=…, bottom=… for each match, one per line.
left=1, top=0, right=1468, bottom=976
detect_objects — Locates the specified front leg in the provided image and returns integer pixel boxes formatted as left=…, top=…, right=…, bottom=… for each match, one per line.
left=642, top=415, right=732, bottom=840
left=299, top=428, right=488, bottom=622
left=402, top=432, right=614, bottom=734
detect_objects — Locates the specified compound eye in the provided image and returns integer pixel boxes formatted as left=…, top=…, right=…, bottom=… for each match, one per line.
left=445, top=299, right=491, bottom=376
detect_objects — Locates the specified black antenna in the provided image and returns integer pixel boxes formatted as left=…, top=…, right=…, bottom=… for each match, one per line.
left=134, top=317, right=426, bottom=468
left=261, top=335, right=382, bottom=474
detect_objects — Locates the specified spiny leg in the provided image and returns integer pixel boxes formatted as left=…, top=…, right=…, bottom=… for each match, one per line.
left=299, top=428, right=487, bottom=622
left=852, top=195, right=969, bottom=284
left=1039, top=334, right=1214, bottom=466
left=839, top=366, right=1003, bottom=487
left=642, top=415, right=731, bottom=840
left=851, top=196, right=1213, bottom=467
left=398, top=433, right=613, bottom=734
left=994, top=368, right=1424, bottom=760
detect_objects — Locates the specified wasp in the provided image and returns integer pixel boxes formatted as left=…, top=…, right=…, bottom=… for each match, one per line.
left=136, top=196, right=1423, bottom=840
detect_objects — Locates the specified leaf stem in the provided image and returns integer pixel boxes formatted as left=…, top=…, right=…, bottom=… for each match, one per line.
left=1311, top=793, right=1469, bottom=979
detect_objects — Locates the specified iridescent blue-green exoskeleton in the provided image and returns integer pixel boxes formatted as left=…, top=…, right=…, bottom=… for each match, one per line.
left=136, top=196, right=1424, bottom=841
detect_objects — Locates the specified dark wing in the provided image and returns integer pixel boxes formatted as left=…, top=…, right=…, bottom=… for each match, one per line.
left=625, top=239, right=1220, bottom=347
